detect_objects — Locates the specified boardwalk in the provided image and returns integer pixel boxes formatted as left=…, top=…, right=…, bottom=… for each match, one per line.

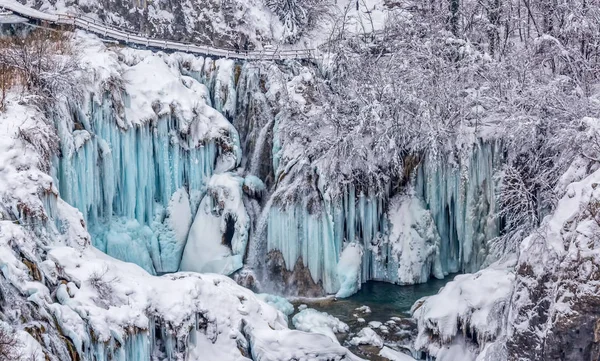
left=0, top=0, right=319, bottom=60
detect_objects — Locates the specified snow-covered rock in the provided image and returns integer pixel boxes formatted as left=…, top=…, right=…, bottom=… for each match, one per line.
left=379, top=346, right=417, bottom=361
left=412, top=261, right=515, bottom=359
left=292, top=308, right=349, bottom=343
left=180, top=173, right=249, bottom=275
left=349, top=327, right=383, bottom=348
left=506, top=167, right=600, bottom=360
left=244, top=327, right=364, bottom=361
left=355, top=305, right=372, bottom=314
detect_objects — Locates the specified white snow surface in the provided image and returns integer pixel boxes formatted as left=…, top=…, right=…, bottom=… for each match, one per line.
left=48, top=246, right=285, bottom=346
left=368, top=321, right=382, bottom=328
left=349, top=327, right=383, bottom=348
left=411, top=260, right=515, bottom=358
left=379, top=346, right=418, bottom=361
left=246, top=327, right=363, bottom=361
left=335, top=242, right=363, bottom=298
left=355, top=305, right=371, bottom=314
left=292, top=308, right=349, bottom=343
left=179, top=172, right=249, bottom=275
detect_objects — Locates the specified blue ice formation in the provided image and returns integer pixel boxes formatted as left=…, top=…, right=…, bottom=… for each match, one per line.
left=257, top=293, right=295, bottom=316
left=266, top=186, right=387, bottom=294
left=266, top=143, right=500, bottom=296
left=49, top=48, right=500, bottom=298
left=415, top=141, right=501, bottom=274
left=53, top=92, right=239, bottom=273
left=46, top=50, right=250, bottom=274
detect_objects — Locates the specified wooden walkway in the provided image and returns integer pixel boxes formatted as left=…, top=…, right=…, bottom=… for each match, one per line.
left=0, top=0, right=320, bottom=60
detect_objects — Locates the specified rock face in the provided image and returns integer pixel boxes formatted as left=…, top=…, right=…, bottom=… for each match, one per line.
left=265, top=250, right=326, bottom=297
left=506, top=169, right=600, bottom=361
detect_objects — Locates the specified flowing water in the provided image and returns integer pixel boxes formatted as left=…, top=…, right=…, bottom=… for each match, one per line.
left=290, top=277, right=457, bottom=360
left=293, top=278, right=455, bottom=323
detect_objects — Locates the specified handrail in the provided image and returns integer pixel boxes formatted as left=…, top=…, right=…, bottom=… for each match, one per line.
left=0, top=0, right=321, bottom=61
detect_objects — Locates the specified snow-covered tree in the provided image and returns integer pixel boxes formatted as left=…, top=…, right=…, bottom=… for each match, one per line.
left=265, top=0, right=333, bottom=43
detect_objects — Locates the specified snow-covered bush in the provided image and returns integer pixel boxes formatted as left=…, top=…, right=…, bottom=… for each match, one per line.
left=0, top=28, right=82, bottom=110
left=0, top=325, right=21, bottom=361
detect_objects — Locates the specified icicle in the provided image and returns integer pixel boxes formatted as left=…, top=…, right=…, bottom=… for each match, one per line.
left=415, top=141, right=501, bottom=275
left=54, top=95, right=219, bottom=272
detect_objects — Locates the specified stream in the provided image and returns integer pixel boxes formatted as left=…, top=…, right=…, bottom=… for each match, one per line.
left=289, top=277, right=456, bottom=360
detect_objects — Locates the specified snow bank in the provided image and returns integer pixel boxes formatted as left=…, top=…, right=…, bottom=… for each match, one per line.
left=379, top=346, right=418, bottom=361
left=245, top=327, right=364, bottom=361
left=0, top=211, right=363, bottom=361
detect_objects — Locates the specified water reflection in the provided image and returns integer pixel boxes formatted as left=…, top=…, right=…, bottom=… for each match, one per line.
left=292, top=277, right=456, bottom=324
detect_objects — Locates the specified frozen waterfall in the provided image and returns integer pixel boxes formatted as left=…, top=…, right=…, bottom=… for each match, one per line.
left=52, top=52, right=242, bottom=274
left=51, top=44, right=502, bottom=297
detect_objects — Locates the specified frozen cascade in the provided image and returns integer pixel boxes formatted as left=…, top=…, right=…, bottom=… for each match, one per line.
left=1, top=35, right=370, bottom=361
left=232, top=62, right=277, bottom=181
left=48, top=35, right=501, bottom=300
left=265, top=143, right=499, bottom=296
left=179, top=56, right=238, bottom=119
left=267, top=204, right=339, bottom=293
left=415, top=141, right=502, bottom=275
left=266, top=186, right=389, bottom=294
left=54, top=97, right=219, bottom=273
left=84, top=333, right=151, bottom=361
left=44, top=43, right=250, bottom=274
left=53, top=53, right=243, bottom=274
